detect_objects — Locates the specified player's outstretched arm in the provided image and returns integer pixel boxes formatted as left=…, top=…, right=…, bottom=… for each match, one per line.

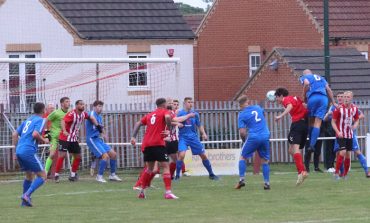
left=32, top=131, right=49, bottom=144
left=326, top=85, right=337, bottom=107
left=302, top=79, right=310, bottom=102
left=11, top=131, right=19, bottom=160
left=131, top=121, right=143, bottom=145
left=173, top=113, right=195, bottom=123
left=275, top=104, right=293, bottom=121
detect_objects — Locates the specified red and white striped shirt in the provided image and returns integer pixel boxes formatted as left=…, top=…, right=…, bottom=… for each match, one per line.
left=332, top=104, right=359, bottom=138
left=59, top=109, right=89, bottom=142
left=169, top=110, right=178, bottom=141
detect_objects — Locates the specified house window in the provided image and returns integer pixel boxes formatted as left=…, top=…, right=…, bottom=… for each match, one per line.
left=128, top=55, right=147, bottom=87
left=8, top=53, right=38, bottom=111
left=361, top=52, right=368, bottom=60
left=249, top=53, right=261, bottom=76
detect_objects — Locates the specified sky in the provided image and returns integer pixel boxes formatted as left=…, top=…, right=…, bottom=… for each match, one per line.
left=173, top=0, right=209, bottom=9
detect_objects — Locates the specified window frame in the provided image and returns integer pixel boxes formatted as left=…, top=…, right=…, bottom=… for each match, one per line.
left=128, top=54, right=149, bottom=89
left=249, top=53, right=261, bottom=77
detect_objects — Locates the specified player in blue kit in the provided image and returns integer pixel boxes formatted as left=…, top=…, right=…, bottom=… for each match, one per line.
left=300, top=69, right=336, bottom=152
left=235, top=95, right=271, bottom=190
left=175, top=97, right=219, bottom=180
left=86, top=100, right=122, bottom=183
left=12, top=102, right=49, bottom=207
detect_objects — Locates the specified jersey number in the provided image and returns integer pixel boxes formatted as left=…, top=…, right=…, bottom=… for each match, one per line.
left=150, top=114, right=156, bottom=125
left=313, top=74, right=321, bottom=81
left=252, top=111, right=261, bottom=122
left=22, top=121, right=32, bottom=133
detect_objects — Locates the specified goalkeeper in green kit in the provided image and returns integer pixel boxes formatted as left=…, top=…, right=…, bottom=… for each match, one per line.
left=45, top=97, right=70, bottom=176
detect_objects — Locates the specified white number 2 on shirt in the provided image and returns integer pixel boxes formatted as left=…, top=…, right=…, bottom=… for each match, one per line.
left=22, top=121, right=32, bottom=133
left=252, top=111, right=261, bottom=122
left=150, top=114, right=156, bottom=125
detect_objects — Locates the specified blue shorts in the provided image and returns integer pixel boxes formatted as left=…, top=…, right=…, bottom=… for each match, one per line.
left=16, top=153, right=44, bottom=173
left=241, top=136, right=270, bottom=160
left=178, top=137, right=205, bottom=155
left=307, top=94, right=328, bottom=120
left=333, top=134, right=359, bottom=152
left=87, top=137, right=111, bottom=158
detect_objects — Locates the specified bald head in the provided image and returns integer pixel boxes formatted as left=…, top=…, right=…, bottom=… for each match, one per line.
left=46, top=103, right=55, bottom=114
left=303, top=69, right=312, bottom=75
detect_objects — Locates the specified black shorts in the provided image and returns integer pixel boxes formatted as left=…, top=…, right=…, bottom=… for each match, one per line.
left=166, top=141, right=178, bottom=155
left=59, top=140, right=81, bottom=154
left=143, top=146, right=169, bottom=162
left=337, top=138, right=353, bottom=151
left=288, top=119, right=308, bottom=149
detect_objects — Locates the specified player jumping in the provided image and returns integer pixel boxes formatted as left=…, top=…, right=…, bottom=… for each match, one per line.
left=274, top=88, right=308, bottom=185
left=300, top=69, right=336, bottom=152
left=235, top=95, right=271, bottom=190
left=12, top=102, right=49, bottom=207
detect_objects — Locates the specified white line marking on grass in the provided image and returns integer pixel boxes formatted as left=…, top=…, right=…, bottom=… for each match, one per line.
left=280, top=216, right=370, bottom=223
left=35, top=189, right=130, bottom=198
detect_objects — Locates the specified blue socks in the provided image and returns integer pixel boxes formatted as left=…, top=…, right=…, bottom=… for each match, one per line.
left=110, top=159, right=117, bottom=174
left=176, top=160, right=183, bottom=177
left=357, top=154, right=368, bottom=173
left=202, top=159, right=214, bottom=176
left=98, top=160, right=107, bottom=176
left=262, top=163, right=270, bottom=184
left=239, top=160, right=246, bottom=178
left=310, top=127, right=320, bottom=148
left=25, top=177, right=44, bottom=196
left=23, top=179, right=32, bottom=194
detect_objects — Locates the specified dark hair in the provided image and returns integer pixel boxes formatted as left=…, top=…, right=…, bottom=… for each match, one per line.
left=274, top=88, right=289, bottom=97
left=336, top=91, right=344, bottom=96
left=75, top=100, right=84, bottom=106
left=237, top=95, right=248, bottom=106
left=60, top=97, right=70, bottom=104
left=34, top=102, right=45, bottom=114
left=93, top=100, right=104, bottom=107
left=184, top=97, right=193, bottom=102
left=173, top=99, right=179, bottom=103
left=156, top=98, right=166, bottom=107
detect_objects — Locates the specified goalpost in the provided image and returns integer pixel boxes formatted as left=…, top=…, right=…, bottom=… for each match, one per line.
left=0, top=57, right=180, bottom=112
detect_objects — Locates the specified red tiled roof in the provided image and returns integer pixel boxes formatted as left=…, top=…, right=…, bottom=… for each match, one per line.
left=182, top=14, right=205, bottom=33
left=303, top=0, right=370, bottom=39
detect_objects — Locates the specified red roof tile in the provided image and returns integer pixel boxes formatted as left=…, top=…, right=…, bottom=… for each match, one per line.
left=303, top=0, right=370, bottom=39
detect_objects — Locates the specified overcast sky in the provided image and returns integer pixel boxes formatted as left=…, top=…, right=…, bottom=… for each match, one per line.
left=173, top=0, right=209, bottom=9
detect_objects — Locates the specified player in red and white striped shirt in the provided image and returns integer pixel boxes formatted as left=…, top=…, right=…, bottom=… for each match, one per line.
left=54, top=100, right=100, bottom=182
left=331, top=91, right=360, bottom=179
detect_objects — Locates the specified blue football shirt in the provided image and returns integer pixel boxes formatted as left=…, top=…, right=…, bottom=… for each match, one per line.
left=177, top=109, right=201, bottom=138
left=86, top=111, right=102, bottom=138
left=238, top=105, right=270, bottom=138
left=16, top=115, right=46, bottom=154
left=300, top=74, right=328, bottom=98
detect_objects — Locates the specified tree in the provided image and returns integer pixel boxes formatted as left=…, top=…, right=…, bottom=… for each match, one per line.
left=202, top=0, right=214, bottom=11
left=176, top=3, right=205, bottom=14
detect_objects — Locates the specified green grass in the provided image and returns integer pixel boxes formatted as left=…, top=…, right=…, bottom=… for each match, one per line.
left=1, top=164, right=370, bottom=223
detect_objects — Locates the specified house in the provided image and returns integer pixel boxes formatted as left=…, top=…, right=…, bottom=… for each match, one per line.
left=0, top=0, right=194, bottom=111
left=194, top=0, right=370, bottom=101
left=183, top=14, right=205, bottom=33
left=234, top=47, right=370, bottom=101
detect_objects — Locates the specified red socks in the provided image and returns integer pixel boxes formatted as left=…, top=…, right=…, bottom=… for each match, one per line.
left=141, top=169, right=153, bottom=189
left=134, top=167, right=146, bottom=187
left=55, top=157, right=65, bottom=174
left=163, top=173, right=172, bottom=191
left=170, top=162, right=176, bottom=178
left=293, top=153, right=305, bottom=174
left=71, top=157, right=81, bottom=173
left=344, top=158, right=351, bottom=176
left=335, top=155, right=344, bottom=174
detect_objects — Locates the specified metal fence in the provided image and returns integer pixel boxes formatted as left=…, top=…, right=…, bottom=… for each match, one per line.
left=0, top=99, right=369, bottom=172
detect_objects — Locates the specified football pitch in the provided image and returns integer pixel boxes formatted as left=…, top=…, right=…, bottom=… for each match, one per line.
left=1, top=164, right=370, bottom=223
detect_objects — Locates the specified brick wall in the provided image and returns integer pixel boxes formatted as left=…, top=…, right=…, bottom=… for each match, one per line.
left=243, top=56, right=302, bottom=101
left=195, top=0, right=323, bottom=101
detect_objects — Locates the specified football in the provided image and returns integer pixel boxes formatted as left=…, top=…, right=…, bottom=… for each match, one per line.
left=266, top=90, right=276, bottom=102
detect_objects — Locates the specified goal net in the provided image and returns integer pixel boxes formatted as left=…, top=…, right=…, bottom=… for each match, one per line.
left=0, top=57, right=179, bottom=112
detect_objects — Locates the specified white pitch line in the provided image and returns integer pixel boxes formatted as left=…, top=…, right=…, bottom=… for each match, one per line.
left=280, top=216, right=370, bottom=223
left=38, top=188, right=129, bottom=198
